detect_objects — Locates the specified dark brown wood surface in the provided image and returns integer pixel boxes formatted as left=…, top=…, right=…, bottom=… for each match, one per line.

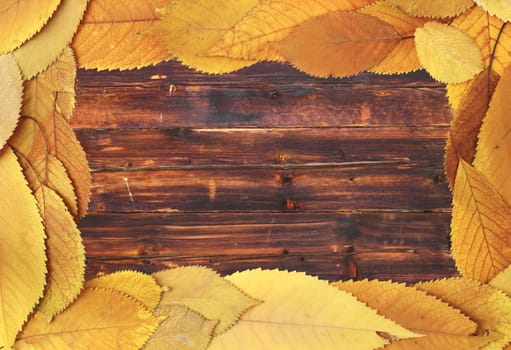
left=73, top=61, right=456, bottom=283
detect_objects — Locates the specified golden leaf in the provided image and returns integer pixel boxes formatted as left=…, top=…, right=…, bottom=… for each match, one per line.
left=15, top=288, right=162, bottom=350
left=208, top=0, right=375, bottom=62
left=387, top=0, right=474, bottom=18
left=334, top=279, right=490, bottom=349
left=86, top=270, right=162, bottom=311
left=450, top=5, right=511, bottom=77
left=153, top=266, right=259, bottom=335
left=277, top=11, right=401, bottom=78
left=12, top=0, right=88, bottom=79
left=451, top=160, right=511, bottom=282
left=0, top=0, right=61, bottom=54
left=415, top=22, right=484, bottom=83
left=144, top=304, right=217, bottom=350
left=491, top=264, right=511, bottom=296
left=417, top=277, right=511, bottom=349
left=474, top=0, right=511, bottom=22
left=360, top=1, right=427, bottom=74
left=72, top=0, right=171, bottom=71
left=444, top=69, right=499, bottom=188
left=0, top=54, right=23, bottom=151
left=0, top=146, right=46, bottom=349
left=209, top=269, right=420, bottom=350
left=152, top=0, right=258, bottom=74
left=34, top=185, right=85, bottom=321
left=474, top=65, right=511, bottom=206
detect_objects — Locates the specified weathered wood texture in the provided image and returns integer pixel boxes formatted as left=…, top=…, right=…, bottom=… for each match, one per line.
left=73, top=61, right=455, bottom=283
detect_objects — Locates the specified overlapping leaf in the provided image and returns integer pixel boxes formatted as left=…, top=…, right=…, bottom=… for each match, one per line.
left=387, top=0, right=473, bottom=18
left=491, top=264, right=511, bottom=297
left=72, top=0, right=172, bottom=70
left=0, top=54, right=23, bottom=151
left=474, top=0, right=511, bottom=22
left=209, top=269, right=420, bottom=350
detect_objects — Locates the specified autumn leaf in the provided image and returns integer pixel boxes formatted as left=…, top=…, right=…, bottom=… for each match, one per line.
left=415, top=22, right=484, bottom=83
left=276, top=11, right=401, bottom=78
left=153, top=266, right=259, bottom=335
left=0, top=0, right=61, bottom=54
left=473, top=65, right=511, bottom=207
left=144, top=304, right=217, bottom=350
left=0, top=54, right=23, bottom=151
left=86, top=270, right=162, bottom=311
left=491, top=264, right=511, bottom=297
left=33, top=185, right=85, bottom=321
left=72, top=0, right=172, bottom=71
left=12, top=0, right=88, bottom=79
left=209, top=269, right=420, bottom=350
left=360, top=1, right=427, bottom=74
left=417, top=277, right=511, bottom=349
left=15, top=288, right=162, bottom=350
left=207, top=0, right=376, bottom=62
left=0, top=146, right=46, bottom=349
left=444, top=68, right=499, bottom=188
left=474, top=0, right=511, bottom=22
left=334, top=279, right=490, bottom=349
left=152, top=0, right=258, bottom=73
left=386, top=0, right=473, bottom=18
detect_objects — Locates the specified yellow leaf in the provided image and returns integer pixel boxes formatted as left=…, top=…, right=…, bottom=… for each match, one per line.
left=86, top=270, right=162, bottom=311
left=153, top=266, right=259, bottom=335
left=334, top=279, right=490, bottom=349
left=209, top=269, right=420, bottom=350
left=208, top=0, right=375, bottom=62
left=451, top=5, right=511, bottom=77
left=387, top=0, right=474, bottom=18
left=12, top=0, right=88, bottom=79
left=152, top=0, right=258, bottom=74
left=0, top=54, right=23, bottom=151
left=451, top=160, right=511, bottom=282
left=34, top=185, right=85, bottom=321
left=417, top=277, right=511, bottom=349
left=15, top=288, right=161, bottom=350
left=277, top=11, right=401, bottom=78
left=474, top=65, right=511, bottom=206
left=0, top=0, right=61, bottom=54
left=144, top=304, right=217, bottom=350
left=491, top=264, right=511, bottom=296
left=72, top=0, right=171, bottom=71
left=444, top=69, right=499, bottom=188
left=360, top=1, right=426, bottom=74
left=0, top=146, right=46, bottom=349
left=415, top=22, right=484, bottom=83
left=475, top=0, right=511, bottom=22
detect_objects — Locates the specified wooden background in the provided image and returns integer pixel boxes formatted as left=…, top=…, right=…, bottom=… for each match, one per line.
left=71, top=61, right=458, bottom=283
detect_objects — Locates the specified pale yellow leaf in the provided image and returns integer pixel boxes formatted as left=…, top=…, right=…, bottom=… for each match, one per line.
left=450, top=5, right=511, bottom=77
left=417, top=277, right=511, bottom=349
left=152, top=0, right=258, bottom=74
left=387, top=0, right=474, bottom=18
left=153, top=266, right=259, bottom=335
left=0, top=146, right=46, bottom=349
left=34, top=185, right=85, bottom=321
left=277, top=11, right=401, bottom=78
left=474, top=64, right=511, bottom=206
left=0, top=0, right=61, bottom=54
left=15, top=288, right=161, bottom=350
left=86, top=270, right=162, bottom=311
left=475, top=0, right=511, bottom=22
left=415, top=22, right=484, bottom=83
left=144, top=304, right=217, bottom=350
left=491, top=264, right=511, bottom=296
left=12, top=0, right=88, bottom=79
left=208, top=0, right=376, bottom=62
left=209, top=269, right=420, bottom=350
left=0, top=54, right=23, bottom=151
left=334, top=279, right=490, bottom=349
left=72, top=0, right=172, bottom=70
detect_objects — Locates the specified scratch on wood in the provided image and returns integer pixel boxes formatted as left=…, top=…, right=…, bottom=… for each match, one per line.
left=169, top=84, right=176, bottom=96
left=123, top=177, right=135, bottom=207
left=209, top=179, right=216, bottom=201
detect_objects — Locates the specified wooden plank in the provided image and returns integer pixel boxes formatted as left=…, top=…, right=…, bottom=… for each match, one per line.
left=89, top=166, right=450, bottom=213
left=73, top=61, right=451, bottom=129
left=76, top=126, right=448, bottom=170
left=81, top=212, right=456, bottom=282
